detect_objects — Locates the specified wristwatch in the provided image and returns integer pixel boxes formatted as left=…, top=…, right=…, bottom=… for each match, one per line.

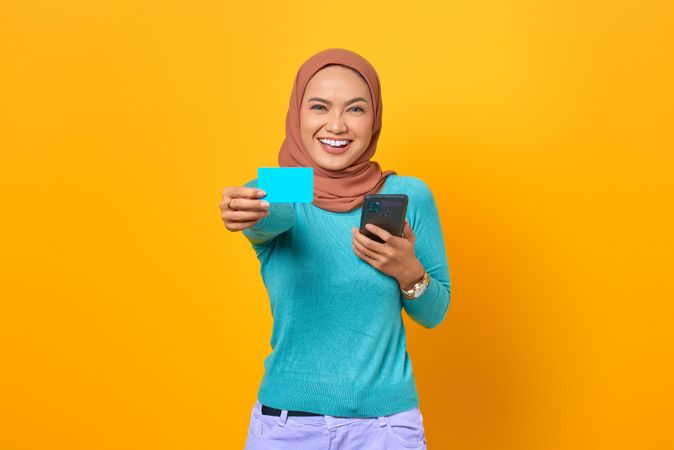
left=400, top=271, right=430, bottom=299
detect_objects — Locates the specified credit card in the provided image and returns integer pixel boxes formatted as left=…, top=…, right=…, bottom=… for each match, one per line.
left=257, top=167, right=314, bottom=203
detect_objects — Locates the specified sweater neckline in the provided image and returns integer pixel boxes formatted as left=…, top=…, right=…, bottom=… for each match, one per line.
left=309, top=175, right=396, bottom=216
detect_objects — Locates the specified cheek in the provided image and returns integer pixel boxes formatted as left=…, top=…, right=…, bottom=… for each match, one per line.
left=299, top=121, right=316, bottom=145
left=300, top=110, right=321, bottom=127
left=350, top=116, right=374, bottom=139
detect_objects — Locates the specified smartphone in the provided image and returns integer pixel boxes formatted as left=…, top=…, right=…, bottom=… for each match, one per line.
left=359, top=194, right=408, bottom=243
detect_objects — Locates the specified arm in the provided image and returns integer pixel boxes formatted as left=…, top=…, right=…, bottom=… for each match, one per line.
left=400, top=181, right=451, bottom=329
left=241, top=179, right=295, bottom=247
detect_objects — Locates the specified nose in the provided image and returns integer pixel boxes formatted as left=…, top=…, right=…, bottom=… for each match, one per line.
left=327, top=111, right=348, bottom=134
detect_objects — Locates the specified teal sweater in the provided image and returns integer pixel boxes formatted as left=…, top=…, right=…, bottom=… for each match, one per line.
left=242, top=174, right=451, bottom=417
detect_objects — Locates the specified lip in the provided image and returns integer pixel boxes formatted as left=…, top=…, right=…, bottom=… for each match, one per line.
left=317, top=137, right=354, bottom=141
left=317, top=137, right=353, bottom=154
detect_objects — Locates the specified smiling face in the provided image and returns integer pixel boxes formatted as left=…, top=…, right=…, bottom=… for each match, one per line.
left=299, top=64, right=374, bottom=171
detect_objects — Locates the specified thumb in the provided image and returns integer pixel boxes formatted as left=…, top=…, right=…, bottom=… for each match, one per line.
left=403, top=219, right=415, bottom=241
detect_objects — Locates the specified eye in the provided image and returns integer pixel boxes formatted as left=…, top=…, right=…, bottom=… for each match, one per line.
left=310, top=104, right=364, bottom=112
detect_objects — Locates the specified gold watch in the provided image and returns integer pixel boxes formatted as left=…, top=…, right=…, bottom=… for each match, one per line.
left=400, top=271, right=430, bottom=299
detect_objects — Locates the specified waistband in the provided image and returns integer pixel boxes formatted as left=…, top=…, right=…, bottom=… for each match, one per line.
left=253, top=399, right=388, bottom=429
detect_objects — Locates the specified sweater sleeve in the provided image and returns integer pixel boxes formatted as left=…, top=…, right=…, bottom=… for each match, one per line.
left=401, top=180, right=451, bottom=329
left=240, top=178, right=295, bottom=248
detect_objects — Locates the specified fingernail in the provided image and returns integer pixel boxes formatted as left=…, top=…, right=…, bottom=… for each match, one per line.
left=257, top=190, right=266, bottom=196
left=261, top=201, right=270, bottom=207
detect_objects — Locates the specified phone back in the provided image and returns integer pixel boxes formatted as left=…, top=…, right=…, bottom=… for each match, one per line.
left=359, top=194, right=408, bottom=243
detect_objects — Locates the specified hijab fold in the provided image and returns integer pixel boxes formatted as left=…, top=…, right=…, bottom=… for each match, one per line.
left=277, top=48, right=396, bottom=213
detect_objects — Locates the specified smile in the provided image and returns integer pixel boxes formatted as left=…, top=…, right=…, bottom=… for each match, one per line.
left=317, top=138, right=353, bottom=154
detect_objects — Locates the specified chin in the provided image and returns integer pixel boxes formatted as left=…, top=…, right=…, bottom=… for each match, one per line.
left=316, top=159, right=349, bottom=171
left=307, top=151, right=346, bottom=170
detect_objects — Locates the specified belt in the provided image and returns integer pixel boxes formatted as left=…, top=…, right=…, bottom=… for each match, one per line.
left=261, top=404, right=323, bottom=417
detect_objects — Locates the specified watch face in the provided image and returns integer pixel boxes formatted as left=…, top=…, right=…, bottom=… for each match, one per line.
left=402, top=272, right=428, bottom=298
left=415, top=274, right=429, bottom=296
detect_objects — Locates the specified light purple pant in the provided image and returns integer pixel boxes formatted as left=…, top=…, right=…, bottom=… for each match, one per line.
left=244, top=399, right=427, bottom=449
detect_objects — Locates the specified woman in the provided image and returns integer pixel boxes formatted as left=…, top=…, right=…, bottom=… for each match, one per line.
left=220, top=48, right=451, bottom=449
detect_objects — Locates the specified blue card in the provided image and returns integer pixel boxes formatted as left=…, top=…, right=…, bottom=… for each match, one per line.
left=257, top=167, right=314, bottom=203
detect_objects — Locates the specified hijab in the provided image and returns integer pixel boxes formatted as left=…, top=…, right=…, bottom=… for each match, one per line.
left=277, top=48, right=397, bottom=213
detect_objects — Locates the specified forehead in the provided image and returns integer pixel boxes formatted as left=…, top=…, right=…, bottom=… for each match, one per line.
left=303, top=65, right=371, bottom=100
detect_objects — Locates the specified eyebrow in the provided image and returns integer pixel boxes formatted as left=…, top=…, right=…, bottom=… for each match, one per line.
left=307, top=97, right=369, bottom=105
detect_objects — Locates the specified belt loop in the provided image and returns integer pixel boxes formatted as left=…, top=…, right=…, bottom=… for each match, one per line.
left=277, top=409, right=289, bottom=427
left=378, top=416, right=387, bottom=428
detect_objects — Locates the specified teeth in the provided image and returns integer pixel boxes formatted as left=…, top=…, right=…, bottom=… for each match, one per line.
left=319, top=138, right=350, bottom=147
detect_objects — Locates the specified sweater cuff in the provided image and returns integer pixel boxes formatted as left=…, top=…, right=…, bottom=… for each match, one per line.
left=401, top=276, right=450, bottom=329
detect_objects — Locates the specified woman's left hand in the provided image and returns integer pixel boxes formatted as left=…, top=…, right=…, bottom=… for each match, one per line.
left=352, top=219, right=425, bottom=289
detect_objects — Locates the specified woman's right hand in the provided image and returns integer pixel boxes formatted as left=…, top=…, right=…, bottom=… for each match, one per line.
left=219, top=186, right=270, bottom=232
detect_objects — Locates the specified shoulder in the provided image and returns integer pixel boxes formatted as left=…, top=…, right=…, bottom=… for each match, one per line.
left=389, top=175, right=440, bottom=221
left=389, top=174, right=435, bottom=203
left=389, top=174, right=431, bottom=191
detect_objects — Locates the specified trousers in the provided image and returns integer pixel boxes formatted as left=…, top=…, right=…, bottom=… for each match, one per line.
left=244, top=398, right=427, bottom=449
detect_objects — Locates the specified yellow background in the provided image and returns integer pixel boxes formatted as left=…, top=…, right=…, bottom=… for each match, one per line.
left=2, top=0, right=673, bottom=449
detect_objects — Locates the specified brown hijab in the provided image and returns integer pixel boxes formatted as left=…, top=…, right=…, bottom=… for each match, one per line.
left=277, top=48, right=397, bottom=213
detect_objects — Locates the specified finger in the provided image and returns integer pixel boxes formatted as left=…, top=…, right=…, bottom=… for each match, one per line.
left=352, top=240, right=380, bottom=266
left=352, top=242, right=368, bottom=261
left=353, top=235, right=383, bottom=262
left=404, top=220, right=414, bottom=237
left=227, top=209, right=269, bottom=222
left=364, top=223, right=394, bottom=243
left=225, top=186, right=267, bottom=200
left=226, top=197, right=270, bottom=211
left=225, top=218, right=263, bottom=231
left=353, top=227, right=387, bottom=254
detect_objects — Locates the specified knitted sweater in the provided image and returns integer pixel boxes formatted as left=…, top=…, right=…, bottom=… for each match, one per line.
left=242, top=174, right=451, bottom=417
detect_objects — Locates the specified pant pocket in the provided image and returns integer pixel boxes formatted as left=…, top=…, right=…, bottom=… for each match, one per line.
left=248, top=413, right=264, bottom=438
left=385, top=406, right=426, bottom=447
